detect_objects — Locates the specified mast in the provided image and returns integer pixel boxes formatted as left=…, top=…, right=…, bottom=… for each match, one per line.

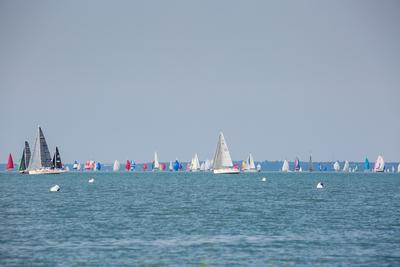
left=212, top=132, right=234, bottom=170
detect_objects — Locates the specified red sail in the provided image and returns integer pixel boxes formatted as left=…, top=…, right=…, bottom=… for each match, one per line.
left=125, top=160, right=131, bottom=171
left=142, top=163, right=148, bottom=171
left=7, top=153, right=14, bottom=170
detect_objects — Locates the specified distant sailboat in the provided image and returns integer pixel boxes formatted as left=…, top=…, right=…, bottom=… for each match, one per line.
left=212, top=132, right=239, bottom=174
left=152, top=152, right=160, bottom=171
left=84, top=161, right=91, bottom=170
left=200, top=162, right=205, bottom=171
left=51, top=147, right=65, bottom=172
left=343, top=160, right=350, bottom=172
left=169, top=161, right=173, bottom=171
left=190, top=153, right=200, bottom=172
left=18, top=141, right=31, bottom=173
left=95, top=162, right=101, bottom=171
left=142, top=163, right=148, bottom=171
left=282, top=160, right=289, bottom=172
left=125, top=160, right=131, bottom=171
left=397, top=163, right=400, bottom=173
left=373, top=155, right=385, bottom=172
left=333, top=161, right=340, bottom=172
left=204, top=159, right=211, bottom=171
left=130, top=160, right=135, bottom=171
left=243, top=154, right=257, bottom=172
left=6, top=153, right=14, bottom=171
left=28, top=127, right=61, bottom=175
left=294, top=157, right=301, bottom=171
left=391, top=166, right=395, bottom=173
left=173, top=159, right=180, bottom=171
left=308, top=155, right=313, bottom=172
left=364, top=157, right=370, bottom=172
left=113, top=160, right=120, bottom=172
left=73, top=160, right=79, bottom=170
left=256, top=163, right=262, bottom=172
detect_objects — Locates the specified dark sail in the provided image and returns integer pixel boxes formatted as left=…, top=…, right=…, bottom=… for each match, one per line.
left=52, top=147, right=63, bottom=169
left=24, top=141, right=31, bottom=168
left=19, top=149, right=26, bottom=171
left=308, top=155, right=313, bottom=172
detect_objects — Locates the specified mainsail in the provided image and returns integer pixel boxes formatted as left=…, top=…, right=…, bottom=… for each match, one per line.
left=18, top=141, right=31, bottom=172
left=212, top=132, right=234, bottom=170
left=113, top=160, right=120, bottom=171
left=247, top=154, right=256, bottom=170
left=333, top=161, right=340, bottom=171
left=190, top=153, right=200, bottom=171
left=343, top=160, right=350, bottom=172
left=52, top=147, right=63, bottom=169
left=153, top=152, right=160, bottom=170
left=282, top=160, right=289, bottom=172
left=28, top=127, right=53, bottom=170
left=364, top=157, right=370, bottom=171
left=294, top=157, right=300, bottom=171
left=373, top=155, right=385, bottom=172
left=7, top=153, right=14, bottom=170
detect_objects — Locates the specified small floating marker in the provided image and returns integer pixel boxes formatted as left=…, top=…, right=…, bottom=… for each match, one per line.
left=316, top=182, right=324, bottom=189
left=88, top=178, right=95, bottom=183
left=50, top=185, right=60, bottom=192
left=261, top=177, right=267, bottom=182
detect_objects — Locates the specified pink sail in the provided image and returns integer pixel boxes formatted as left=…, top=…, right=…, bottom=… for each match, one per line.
left=6, top=153, right=14, bottom=170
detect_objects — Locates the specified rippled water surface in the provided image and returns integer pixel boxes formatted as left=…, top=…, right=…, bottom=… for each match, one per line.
left=1, top=172, right=400, bottom=266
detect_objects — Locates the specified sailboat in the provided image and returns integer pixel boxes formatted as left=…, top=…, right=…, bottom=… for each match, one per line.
left=190, top=153, right=200, bottom=172
left=256, top=163, right=262, bottom=172
left=391, top=166, right=395, bottom=173
left=212, top=132, right=239, bottom=174
left=294, top=157, right=301, bottom=171
left=142, top=163, right=148, bottom=171
left=308, top=155, right=313, bottom=172
left=95, top=162, right=101, bottom=171
left=241, top=160, right=248, bottom=171
left=130, top=160, right=135, bottom=171
left=73, top=160, right=79, bottom=170
left=169, top=161, right=173, bottom=171
left=343, top=160, right=350, bottom=172
left=333, top=161, right=340, bottom=172
left=125, top=160, right=131, bottom=171
left=113, top=160, right=120, bottom=171
left=152, top=152, right=160, bottom=171
left=397, top=163, right=400, bottom=173
left=51, top=147, right=66, bottom=172
left=364, top=157, right=370, bottom=172
left=281, top=160, right=289, bottom=172
left=204, top=159, right=211, bottom=171
left=373, top=155, right=385, bottom=172
left=28, top=127, right=62, bottom=175
left=200, top=162, right=205, bottom=171
left=243, top=154, right=257, bottom=172
left=173, top=159, right=180, bottom=171
left=18, top=141, right=31, bottom=173
left=6, top=153, right=14, bottom=171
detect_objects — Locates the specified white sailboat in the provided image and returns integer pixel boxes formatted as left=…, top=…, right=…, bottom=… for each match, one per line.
left=343, top=160, right=350, bottom=172
left=391, top=166, right=395, bottom=173
left=256, top=163, right=262, bottom=172
left=28, top=127, right=62, bottom=175
left=190, top=153, right=201, bottom=172
left=169, top=161, right=173, bottom=171
left=243, top=154, right=257, bottom=172
left=373, top=155, right=385, bottom=172
left=397, top=163, right=400, bottom=173
left=212, top=132, right=240, bottom=174
left=113, top=160, right=120, bottom=172
left=200, top=162, right=205, bottom=171
left=153, top=152, right=160, bottom=171
left=333, top=161, right=340, bottom=172
left=281, top=160, right=289, bottom=172
left=204, top=159, right=211, bottom=171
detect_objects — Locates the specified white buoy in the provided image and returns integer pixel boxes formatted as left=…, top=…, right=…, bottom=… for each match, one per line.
left=316, top=182, right=324, bottom=189
left=261, top=177, right=267, bottom=182
left=88, top=178, right=95, bottom=183
left=50, top=185, right=60, bottom=192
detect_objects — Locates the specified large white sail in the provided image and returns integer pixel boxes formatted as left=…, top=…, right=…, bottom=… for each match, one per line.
left=113, top=160, right=120, bottom=171
left=204, top=159, right=211, bottom=171
left=343, top=160, right=350, bottom=172
left=282, top=160, right=289, bottom=172
left=398, top=163, right=400, bottom=173
left=374, top=155, right=385, bottom=172
left=28, top=127, right=53, bottom=171
left=248, top=154, right=256, bottom=170
left=169, top=161, right=173, bottom=171
left=333, top=161, right=340, bottom=171
left=212, top=132, right=239, bottom=174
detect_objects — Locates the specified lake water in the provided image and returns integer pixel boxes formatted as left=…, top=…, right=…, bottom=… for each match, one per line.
left=1, top=172, right=399, bottom=266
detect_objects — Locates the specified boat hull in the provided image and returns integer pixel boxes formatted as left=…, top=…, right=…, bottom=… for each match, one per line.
left=242, top=169, right=258, bottom=173
left=28, top=169, right=65, bottom=175
left=213, top=168, right=240, bottom=174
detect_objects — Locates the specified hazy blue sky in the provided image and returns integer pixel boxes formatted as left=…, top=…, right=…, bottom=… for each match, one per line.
left=0, top=0, right=399, bottom=163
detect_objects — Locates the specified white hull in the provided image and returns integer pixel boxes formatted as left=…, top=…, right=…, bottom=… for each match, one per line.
left=213, top=168, right=240, bottom=174
left=29, top=169, right=64, bottom=175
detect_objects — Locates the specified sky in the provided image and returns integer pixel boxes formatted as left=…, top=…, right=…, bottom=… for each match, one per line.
left=0, top=0, right=399, bottom=163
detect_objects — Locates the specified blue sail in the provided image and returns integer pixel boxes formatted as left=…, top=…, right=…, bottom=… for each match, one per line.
left=96, top=162, right=101, bottom=170
left=364, top=158, right=370, bottom=171
left=173, top=160, right=180, bottom=171
left=130, top=160, right=136, bottom=170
